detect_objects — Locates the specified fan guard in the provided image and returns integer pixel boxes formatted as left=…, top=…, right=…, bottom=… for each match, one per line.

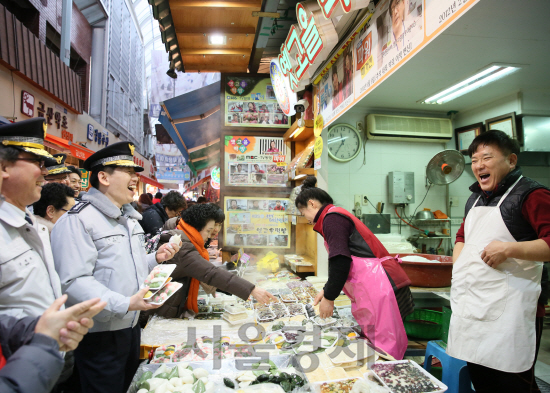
left=426, top=149, right=465, bottom=185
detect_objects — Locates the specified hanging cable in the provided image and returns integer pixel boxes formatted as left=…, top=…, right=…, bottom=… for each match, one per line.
left=411, top=184, right=433, bottom=219
left=395, top=207, right=425, bottom=232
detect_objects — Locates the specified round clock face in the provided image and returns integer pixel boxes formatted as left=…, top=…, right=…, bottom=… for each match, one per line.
left=327, top=124, right=362, bottom=162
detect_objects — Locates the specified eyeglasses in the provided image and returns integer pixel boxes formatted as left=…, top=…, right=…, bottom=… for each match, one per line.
left=14, top=157, right=46, bottom=169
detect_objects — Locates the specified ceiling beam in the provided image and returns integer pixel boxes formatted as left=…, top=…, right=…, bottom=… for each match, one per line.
left=176, top=27, right=256, bottom=36
left=182, top=64, right=248, bottom=72
left=170, top=0, right=261, bottom=9
left=180, top=48, right=250, bottom=55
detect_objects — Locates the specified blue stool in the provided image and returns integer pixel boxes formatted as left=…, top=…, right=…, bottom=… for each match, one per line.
left=423, top=340, right=475, bottom=393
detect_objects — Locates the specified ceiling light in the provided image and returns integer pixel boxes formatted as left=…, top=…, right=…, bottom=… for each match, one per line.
left=421, top=64, right=520, bottom=105
left=208, top=35, right=226, bottom=45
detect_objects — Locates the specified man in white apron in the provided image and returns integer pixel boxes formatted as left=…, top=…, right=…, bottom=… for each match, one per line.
left=448, top=130, right=550, bottom=393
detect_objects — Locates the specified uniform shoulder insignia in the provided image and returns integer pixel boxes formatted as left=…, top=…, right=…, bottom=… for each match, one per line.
left=68, top=201, right=90, bottom=214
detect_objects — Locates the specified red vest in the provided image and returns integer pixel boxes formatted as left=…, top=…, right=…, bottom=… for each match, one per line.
left=313, top=204, right=411, bottom=289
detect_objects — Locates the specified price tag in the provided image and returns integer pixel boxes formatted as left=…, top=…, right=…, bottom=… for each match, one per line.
left=272, top=155, right=286, bottom=163
left=240, top=253, right=251, bottom=264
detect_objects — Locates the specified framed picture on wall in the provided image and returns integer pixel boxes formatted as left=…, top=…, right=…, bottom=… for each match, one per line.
left=455, top=123, right=484, bottom=154
left=485, top=112, right=517, bottom=139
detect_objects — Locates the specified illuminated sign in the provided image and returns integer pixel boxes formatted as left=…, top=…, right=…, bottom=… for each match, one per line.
left=211, top=167, right=220, bottom=190
left=270, top=59, right=297, bottom=116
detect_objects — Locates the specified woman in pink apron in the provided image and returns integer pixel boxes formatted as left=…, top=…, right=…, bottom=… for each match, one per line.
left=295, top=176, right=414, bottom=359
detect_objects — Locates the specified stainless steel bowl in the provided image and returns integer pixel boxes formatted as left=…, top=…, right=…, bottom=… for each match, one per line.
left=415, top=210, right=434, bottom=220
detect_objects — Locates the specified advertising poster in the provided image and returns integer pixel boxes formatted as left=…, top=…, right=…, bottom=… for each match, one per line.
left=224, top=197, right=291, bottom=248
left=312, top=0, right=478, bottom=129
left=354, top=0, right=424, bottom=98
left=319, top=45, right=355, bottom=124
left=224, top=136, right=290, bottom=187
left=225, top=76, right=290, bottom=127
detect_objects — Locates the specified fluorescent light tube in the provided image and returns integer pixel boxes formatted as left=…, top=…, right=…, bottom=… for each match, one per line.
left=422, top=65, right=520, bottom=104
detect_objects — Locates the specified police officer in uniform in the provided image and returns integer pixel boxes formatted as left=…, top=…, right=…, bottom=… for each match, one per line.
left=44, top=153, right=72, bottom=186
left=51, top=142, right=181, bottom=393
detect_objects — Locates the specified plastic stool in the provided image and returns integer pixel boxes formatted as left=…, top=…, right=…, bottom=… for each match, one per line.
left=423, top=340, right=475, bottom=393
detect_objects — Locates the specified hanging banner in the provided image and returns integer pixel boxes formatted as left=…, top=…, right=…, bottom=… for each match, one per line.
left=149, top=51, right=220, bottom=118
left=314, top=0, right=479, bottom=128
left=224, top=136, right=290, bottom=187
left=224, top=196, right=291, bottom=248
left=225, top=76, right=289, bottom=127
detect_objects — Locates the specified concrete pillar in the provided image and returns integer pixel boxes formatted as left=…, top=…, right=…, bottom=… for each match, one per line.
left=59, top=0, right=72, bottom=66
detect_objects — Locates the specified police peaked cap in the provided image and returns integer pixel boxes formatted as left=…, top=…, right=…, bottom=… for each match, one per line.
left=84, top=141, right=144, bottom=172
left=45, top=153, right=72, bottom=175
left=0, top=118, right=53, bottom=158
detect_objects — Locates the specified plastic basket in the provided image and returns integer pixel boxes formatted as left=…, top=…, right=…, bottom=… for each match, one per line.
left=404, top=309, right=443, bottom=340
left=441, top=306, right=452, bottom=344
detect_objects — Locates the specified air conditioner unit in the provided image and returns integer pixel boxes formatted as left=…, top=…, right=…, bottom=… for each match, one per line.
left=366, top=114, right=452, bottom=143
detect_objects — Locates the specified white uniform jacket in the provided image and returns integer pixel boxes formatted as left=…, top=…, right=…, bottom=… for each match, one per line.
left=51, top=188, right=157, bottom=333
left=0, top=200, right=61, bottom=318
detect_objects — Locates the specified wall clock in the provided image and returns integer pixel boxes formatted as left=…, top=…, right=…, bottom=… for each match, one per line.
left=327, top=124, right=362, bottom=162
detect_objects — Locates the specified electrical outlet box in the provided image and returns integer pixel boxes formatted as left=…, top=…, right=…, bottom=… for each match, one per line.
left=388, top=171, right=415, bottom=204
left=354, top=195, right=362, bottom=206
left=450, top=196, right=459, bottom=207
left=356, top=121, right=363, bottom=132
left=362, top=195, right=369, bottom=205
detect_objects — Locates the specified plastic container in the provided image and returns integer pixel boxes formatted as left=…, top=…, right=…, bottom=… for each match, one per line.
left=143, top=264, right=176, bottom=291
left=368, top=360, right=448, bottom=392
left=392, top=253, right=453, bottom=287
left=404, top=309, right=443, bottom=340
left=146, top=282, right=183, bottom=305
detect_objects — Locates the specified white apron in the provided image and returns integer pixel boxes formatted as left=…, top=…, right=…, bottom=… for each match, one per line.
left=447, top=177, right=543, bottom=373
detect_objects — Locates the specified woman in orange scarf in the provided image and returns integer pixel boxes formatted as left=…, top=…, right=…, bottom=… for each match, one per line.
left=140, top=204, right=275, bottom=321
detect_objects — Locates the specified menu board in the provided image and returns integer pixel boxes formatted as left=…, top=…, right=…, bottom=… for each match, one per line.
left=225, top=135, right=290, bottom=187
left=223, top=197, right=291, bottom=248
left=225, top=76, right=290, bottom=127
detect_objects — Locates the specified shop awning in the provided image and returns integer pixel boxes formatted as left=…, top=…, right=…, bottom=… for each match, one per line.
left=69, top=142, right=94, bottom=160
left=138, top=174, right=164, bottom=189
left=158, top=82, right=221, bottom=174
left=45, top=134, right=95, bottom=160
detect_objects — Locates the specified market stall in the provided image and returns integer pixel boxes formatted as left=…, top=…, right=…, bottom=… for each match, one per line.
left=135, top=263, right=448, bottom=393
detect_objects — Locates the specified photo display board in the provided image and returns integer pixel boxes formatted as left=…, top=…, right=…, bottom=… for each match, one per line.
left=225, top=76, right=290, bottom=127
left=223, top=197, right=291, bottom=249
left=224, top=135, right=290, bottom=187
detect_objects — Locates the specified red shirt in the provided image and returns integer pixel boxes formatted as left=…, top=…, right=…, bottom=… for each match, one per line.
left=455, top=188, right=550, bottom=249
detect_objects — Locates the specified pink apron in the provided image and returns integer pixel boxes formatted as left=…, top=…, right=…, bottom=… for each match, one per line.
left=325, top=240, right=408, bottom=360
